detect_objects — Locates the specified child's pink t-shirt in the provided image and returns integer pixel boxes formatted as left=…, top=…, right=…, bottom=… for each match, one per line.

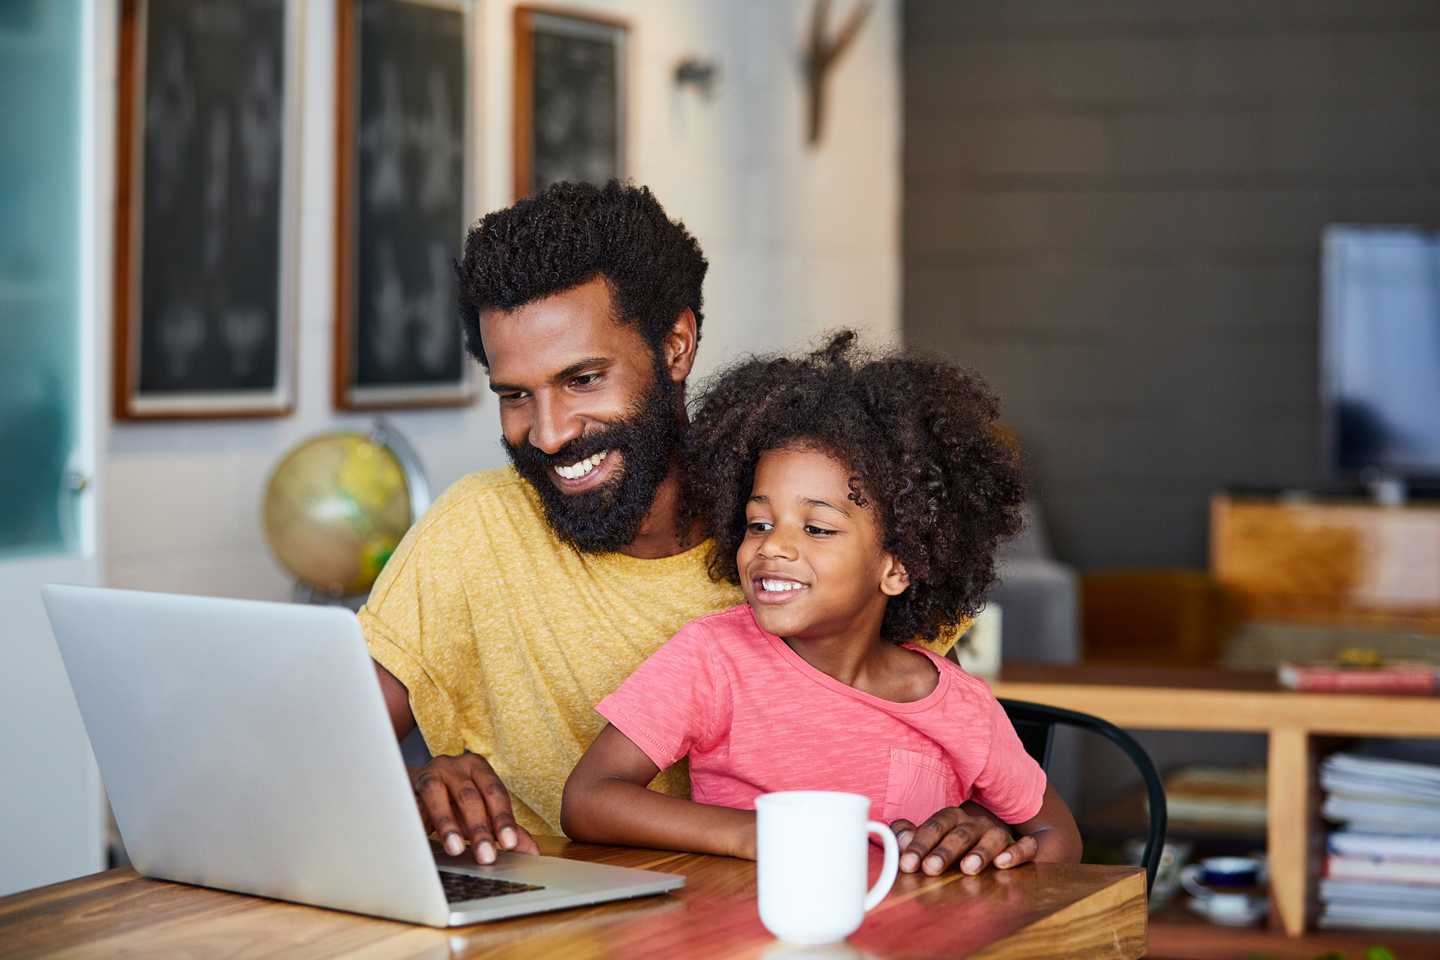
left=595, top=604, right=1047, bottom=827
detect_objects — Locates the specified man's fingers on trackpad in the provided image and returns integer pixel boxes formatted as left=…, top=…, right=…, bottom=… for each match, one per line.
left=429, top=813, right=465, bottom=856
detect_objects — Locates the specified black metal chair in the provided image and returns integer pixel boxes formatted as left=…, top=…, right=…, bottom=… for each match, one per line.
left=998, top=698, right=1168, bottom=895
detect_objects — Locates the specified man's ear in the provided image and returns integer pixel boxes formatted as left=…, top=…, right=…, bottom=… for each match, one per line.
left=880, top=555, right=910, bottom=597
left=662, top=308, right=698, bottom=384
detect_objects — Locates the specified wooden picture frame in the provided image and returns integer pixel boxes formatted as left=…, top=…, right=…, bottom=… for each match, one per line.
left=513, top=6, right=628, bottom=200
left=114, top=0, right=303, bottom=419
left=334, top=0, right=477, bottom=410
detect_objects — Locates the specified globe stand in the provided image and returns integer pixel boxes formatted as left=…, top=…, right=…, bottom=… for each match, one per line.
left=292, top=581, right=368, bottom=612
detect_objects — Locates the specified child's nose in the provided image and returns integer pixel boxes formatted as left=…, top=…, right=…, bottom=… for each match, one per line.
left=757, top=529, right=799, bottom=559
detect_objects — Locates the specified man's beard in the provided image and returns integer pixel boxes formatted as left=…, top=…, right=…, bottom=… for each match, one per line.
left=504, top=377, right=684, bottom=554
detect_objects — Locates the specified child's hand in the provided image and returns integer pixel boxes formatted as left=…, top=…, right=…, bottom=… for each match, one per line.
left=890, top=803, right=1037, bottom=877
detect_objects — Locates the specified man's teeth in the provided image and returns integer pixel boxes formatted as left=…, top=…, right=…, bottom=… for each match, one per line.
left=761, top=579, right=805, bottom=592
left=555, top=450, right=608, bottom=481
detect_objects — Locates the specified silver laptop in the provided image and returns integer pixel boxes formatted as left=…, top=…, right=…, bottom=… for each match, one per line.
left=41, top=584, right=684, bottom=927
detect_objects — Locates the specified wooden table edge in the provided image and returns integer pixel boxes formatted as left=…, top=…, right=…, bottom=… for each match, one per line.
left=964, top=868, right=1148, bottom=960
left=3, top=858, right=1152, bottom=960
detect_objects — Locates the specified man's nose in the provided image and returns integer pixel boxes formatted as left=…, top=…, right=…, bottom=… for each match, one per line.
left=528, top=396, right=584, bottom=456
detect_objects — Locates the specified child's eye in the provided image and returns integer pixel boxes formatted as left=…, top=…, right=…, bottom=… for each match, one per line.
left=746, top=521, right=772, bottom=534
left=804, top=525, right=837, bottom=536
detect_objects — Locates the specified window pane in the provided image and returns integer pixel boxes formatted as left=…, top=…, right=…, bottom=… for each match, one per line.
left=0, top=0, right=82, bottom=556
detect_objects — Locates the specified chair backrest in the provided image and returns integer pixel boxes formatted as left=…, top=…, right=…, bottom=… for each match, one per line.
left=1005, top=713, right=1055, bottom=771
left=999, top=699, right=1168, bottom=895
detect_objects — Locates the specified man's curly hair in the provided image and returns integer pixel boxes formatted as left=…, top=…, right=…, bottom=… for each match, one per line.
left=457, top=180, right=707, bottom=367
left=685, top=331, right=1025, bottom=645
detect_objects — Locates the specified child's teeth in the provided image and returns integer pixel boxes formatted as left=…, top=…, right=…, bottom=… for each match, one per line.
left=763, top=579, right=803, bottom=592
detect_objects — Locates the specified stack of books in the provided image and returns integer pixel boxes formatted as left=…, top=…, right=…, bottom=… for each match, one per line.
left=1319, top=753, right=1440, bottom=932
left=1278, top=658, right=1438, bottom=693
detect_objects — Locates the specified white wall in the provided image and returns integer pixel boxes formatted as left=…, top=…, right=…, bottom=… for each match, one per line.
left=105, top=0, right=902, bottom=600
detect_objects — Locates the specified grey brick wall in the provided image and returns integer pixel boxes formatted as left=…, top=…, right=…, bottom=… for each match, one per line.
left=903, top=0, right=1440, bottom=570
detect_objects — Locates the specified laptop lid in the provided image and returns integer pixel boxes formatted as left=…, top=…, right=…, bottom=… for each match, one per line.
left=43, top=585, right=453, bottom=926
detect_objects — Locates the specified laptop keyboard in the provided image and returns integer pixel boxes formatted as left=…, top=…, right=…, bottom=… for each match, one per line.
left=439, top=871, right=545, bottom=904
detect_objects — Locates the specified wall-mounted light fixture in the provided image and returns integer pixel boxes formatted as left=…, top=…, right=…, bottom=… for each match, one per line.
left=674, top=57, right=719, bottom=98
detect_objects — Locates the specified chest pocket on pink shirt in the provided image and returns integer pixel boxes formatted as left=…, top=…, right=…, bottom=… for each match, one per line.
left=882, top=747, right=961, bottom=825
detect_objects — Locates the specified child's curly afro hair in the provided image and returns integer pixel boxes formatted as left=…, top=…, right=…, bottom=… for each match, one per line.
left=457, top=180, right=707, bottom=368
left=685, top=331, right=1026, bottom=645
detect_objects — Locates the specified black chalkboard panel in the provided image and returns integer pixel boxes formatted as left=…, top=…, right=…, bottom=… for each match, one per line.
left=116, top=0, right=298, bottom=418
left=336, top=0, right=473, bottom=409
left=513, top=8, right=627, bottom=200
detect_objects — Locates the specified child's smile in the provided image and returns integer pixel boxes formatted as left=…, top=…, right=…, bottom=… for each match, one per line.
left=738, top=445, right=909, bottom=647
left=753, top=575, right=807, bottom=600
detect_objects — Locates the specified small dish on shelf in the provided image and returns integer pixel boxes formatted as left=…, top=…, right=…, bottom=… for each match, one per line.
left=1181, top=857, right=1269, bottom=926
left=1184, top=891, right=1268, bottom=926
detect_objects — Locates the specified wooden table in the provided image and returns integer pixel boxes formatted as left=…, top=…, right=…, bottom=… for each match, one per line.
left=990, top=662, right=1440, bottom=941
left=0, top=837, right=1145, bottom=960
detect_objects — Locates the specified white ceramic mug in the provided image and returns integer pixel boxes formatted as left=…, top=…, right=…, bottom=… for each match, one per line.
left=755, top=791, right=900, bottom=945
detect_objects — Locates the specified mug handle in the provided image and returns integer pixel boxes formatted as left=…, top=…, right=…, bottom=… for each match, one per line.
left=1179, top=863, right=1210, bottom=899
left=863, top=821, right=900, bottom=912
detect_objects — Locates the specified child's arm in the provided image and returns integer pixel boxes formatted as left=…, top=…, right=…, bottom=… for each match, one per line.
left=1011, top=782, right=1082, bottom=862
left=561, top=723, right=757, bottom=859
left=892, top=783, right=1081, bottom=876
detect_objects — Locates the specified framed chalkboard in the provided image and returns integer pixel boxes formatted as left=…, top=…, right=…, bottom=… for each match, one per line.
left=513, top=7, right=628, bottom=200
left=335, top=0, right=476, bottom=410
left=114, top=0, right=302, bottom=419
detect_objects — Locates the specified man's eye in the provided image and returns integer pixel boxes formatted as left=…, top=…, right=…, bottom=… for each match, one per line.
left=572, top=373, right=601, bottom=387
left=499, top=391, right=528, bottom=403
left=804, top=525, right=836, bottom=536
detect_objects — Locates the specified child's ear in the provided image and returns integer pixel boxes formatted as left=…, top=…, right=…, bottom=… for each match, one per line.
left=880, top=555, right=910, bottom=597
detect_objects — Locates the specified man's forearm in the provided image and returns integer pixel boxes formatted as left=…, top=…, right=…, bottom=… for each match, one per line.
left=374, top=660, right=417, bottom=739
left=561, top=776, right=755, bottom=859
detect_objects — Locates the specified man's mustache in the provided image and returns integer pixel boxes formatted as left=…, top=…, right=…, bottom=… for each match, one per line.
left=506, top=427, right=624, bottom=475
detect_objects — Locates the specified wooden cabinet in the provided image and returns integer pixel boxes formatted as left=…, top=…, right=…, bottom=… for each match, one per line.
left=1212, top=493, right=1440, bottom=634
left=990, top=663, right=1440, bottom=945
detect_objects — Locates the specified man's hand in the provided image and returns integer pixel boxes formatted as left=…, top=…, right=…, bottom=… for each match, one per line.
left=890, top=802, right=1037, bottom=877
left=410, top=753, right=540, bottom=864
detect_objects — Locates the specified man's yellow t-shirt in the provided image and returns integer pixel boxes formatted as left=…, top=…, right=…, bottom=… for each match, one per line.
left=360, top=466, right=742, bottom=837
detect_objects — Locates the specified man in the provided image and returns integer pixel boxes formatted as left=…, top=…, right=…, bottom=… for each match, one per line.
left=363, top=181, right=1040, bottom=879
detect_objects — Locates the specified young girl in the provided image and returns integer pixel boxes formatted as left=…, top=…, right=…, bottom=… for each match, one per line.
left=561, top=332, right=1081, bottom=875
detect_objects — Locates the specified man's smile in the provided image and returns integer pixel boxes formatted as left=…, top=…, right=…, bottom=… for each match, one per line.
left=549, top=448, right=619, bottom=493
left=554, top=450, right=610, bottom=481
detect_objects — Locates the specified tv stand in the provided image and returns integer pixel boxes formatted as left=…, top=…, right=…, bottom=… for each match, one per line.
left=1360, top=469, right=1407, bottom=507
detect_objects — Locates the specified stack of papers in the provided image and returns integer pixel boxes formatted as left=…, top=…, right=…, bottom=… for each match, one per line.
left=1160, top=765, right=1267, bottom=829
left=1319, top=754, right=1440, bottom=932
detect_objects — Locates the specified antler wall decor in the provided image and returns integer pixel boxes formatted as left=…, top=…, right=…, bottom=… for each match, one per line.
left=805, top=0, right=873, bottom=145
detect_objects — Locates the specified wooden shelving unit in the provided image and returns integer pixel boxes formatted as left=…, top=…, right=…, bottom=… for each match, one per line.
left=1143, top=902, right=1440, bottom=960
left=990, top=662, right=1440, bottom=948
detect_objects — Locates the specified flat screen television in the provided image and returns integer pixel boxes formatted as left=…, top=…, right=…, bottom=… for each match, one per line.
left=1321, top=225, right=1440, bottom=483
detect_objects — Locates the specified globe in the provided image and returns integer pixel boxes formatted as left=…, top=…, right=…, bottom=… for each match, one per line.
left=262, top=428, right=427, bottom=597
